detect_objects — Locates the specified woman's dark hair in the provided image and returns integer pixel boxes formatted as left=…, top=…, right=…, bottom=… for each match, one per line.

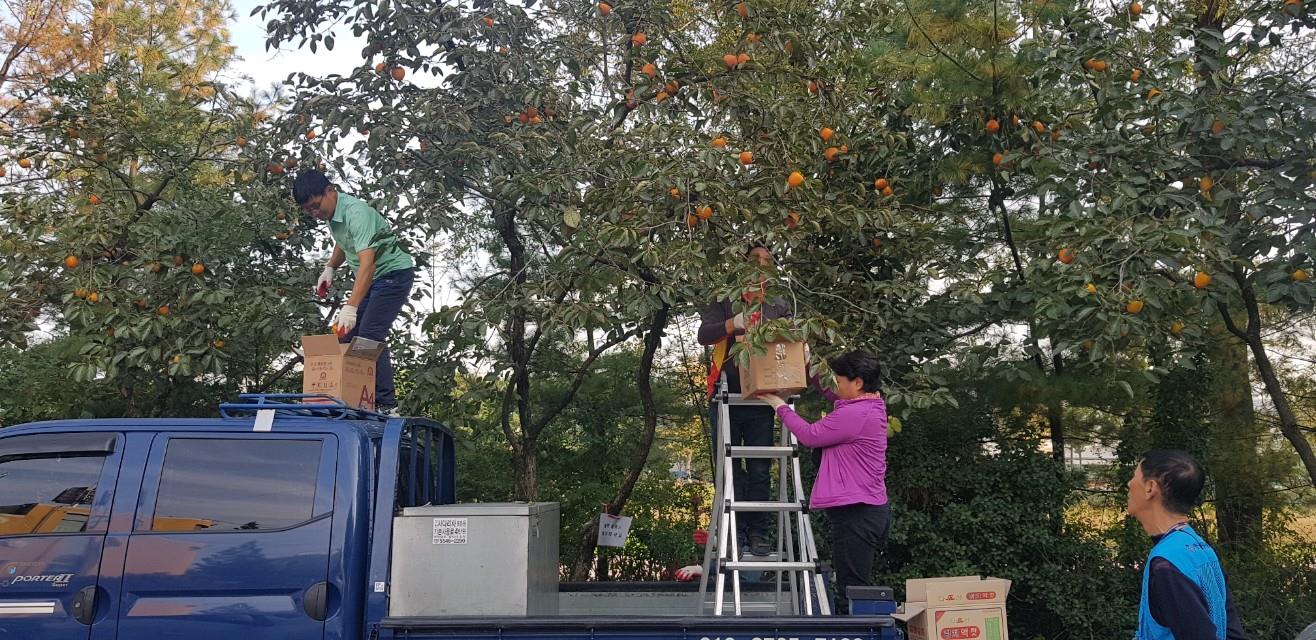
left=827, top=350, right=882, bottom=393
left=1138, top=449, right=1205, bottom=515
left=293, top=169, right=332, bottom=205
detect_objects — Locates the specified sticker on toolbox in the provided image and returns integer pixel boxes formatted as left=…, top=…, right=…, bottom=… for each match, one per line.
left=432, top=517, right=467, bottom=544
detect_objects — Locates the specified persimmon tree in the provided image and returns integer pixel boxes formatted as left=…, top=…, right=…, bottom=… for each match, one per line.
left=0, top=0, right=326, bottom=415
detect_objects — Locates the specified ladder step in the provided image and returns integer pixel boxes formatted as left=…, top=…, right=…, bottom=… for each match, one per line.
left=728, top=500, right=804, bottom=512
left=728, top=445, right=795, bottom=458
left=723, top=560, right=818, bottom=572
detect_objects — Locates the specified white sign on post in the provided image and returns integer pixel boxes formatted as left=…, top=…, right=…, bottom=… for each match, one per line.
left=596, top=513, right=633, bottom=548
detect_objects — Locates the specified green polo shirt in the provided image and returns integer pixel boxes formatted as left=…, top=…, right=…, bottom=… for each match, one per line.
left=329, top=193, right=414, bottom=277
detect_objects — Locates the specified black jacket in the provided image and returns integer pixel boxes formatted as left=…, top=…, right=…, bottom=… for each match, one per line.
left=697, top=297, right=792, bottom=394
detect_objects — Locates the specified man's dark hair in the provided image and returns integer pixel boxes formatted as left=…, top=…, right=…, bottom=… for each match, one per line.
left=827, top=350, right=882, bottom=393
left=293, top=169, right=332, bottom=205
left=1138, top=449, right=1205, bottom=515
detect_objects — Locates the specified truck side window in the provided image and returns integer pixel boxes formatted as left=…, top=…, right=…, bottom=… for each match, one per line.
left=395, top=429, right=439, bottom=509
left=396, top=448, right=414, bottom=511
left=0, top=434, right=112, bottom=536
left=150, top=439, right=322, bottom=532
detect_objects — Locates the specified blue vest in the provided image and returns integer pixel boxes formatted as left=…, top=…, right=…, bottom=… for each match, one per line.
left=1136, top=525, right=1228, bottom=640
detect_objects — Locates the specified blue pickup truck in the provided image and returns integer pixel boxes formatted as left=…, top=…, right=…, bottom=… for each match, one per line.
left=0, top=395, right=900, bottom=640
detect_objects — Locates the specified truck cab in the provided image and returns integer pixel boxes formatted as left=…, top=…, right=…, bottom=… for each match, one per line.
left=0, top=395, right=898, bottom=640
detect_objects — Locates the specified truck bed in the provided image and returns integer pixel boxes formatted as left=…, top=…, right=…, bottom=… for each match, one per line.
left=380, top=614, right=901, bottom=639
left=556, top=581, right=807, bottom=617
left=382, top=582, right=901, bottom=639
left=384, top=583, right=900, bottom=639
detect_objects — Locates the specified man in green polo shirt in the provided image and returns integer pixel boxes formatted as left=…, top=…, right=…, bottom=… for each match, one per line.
left=294, top=169, right=415, bottom=413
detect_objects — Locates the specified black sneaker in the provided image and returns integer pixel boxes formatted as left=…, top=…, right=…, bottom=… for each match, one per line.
left=749, top=533, right=772, bottom=556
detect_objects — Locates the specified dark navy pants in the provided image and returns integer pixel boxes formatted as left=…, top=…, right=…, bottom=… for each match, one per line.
left=340, top=268, right=415, bottom=410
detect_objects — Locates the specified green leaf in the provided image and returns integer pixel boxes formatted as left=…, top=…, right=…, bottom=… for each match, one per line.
left=1116, top=380, right=1134, bottom=400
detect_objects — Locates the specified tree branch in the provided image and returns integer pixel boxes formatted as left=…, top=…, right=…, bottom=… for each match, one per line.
left=254, top=353, right=303, bottom=393
left=1216, top=301, right=1248, bottom=341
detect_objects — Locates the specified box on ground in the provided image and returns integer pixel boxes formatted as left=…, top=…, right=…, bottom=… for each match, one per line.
left=301, top=334, right=383, bottom=411
left=740, top=340, right=807, bottom=397
left=892, top=576, right=1011, bottom=640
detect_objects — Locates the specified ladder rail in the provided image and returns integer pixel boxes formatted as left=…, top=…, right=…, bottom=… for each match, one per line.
left=721, top=379, right=742, bottom=616
left=712, top=381, right=731, bottom=615
left=696, top=418, right=723, bottom=609
left=775, top=415, right=791, bottom=614
left=780, top=411, right=801, bottom=615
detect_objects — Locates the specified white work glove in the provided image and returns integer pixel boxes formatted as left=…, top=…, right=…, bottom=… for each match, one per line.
left=333, top=304, right=358, bottom=337
left=315, top=265, right=335, bottom=298
left=675, top=565, right=703, bottom=582
left=731, top=312, right=747, bottom=331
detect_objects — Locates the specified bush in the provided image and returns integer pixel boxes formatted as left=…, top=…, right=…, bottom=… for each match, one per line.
left=881, top=398, right=1136, bottom=640
left=1217, top=517, right=1316, bottom=639
left=874, top=394, right=1315, bottom=639
left=604, top=475, right=711, bottom=581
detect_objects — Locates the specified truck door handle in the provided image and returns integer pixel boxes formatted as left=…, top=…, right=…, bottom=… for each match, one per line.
left=72, top=586, right=97, bottom=625
left=303, top=582, right=329, bottom=621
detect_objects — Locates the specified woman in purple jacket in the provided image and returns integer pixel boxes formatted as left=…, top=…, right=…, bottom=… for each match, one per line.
left=754, top=350, right=890, bottom=614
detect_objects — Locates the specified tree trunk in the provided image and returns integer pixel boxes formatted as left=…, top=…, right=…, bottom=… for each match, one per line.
left=1249, top=344, right=1316, bottom=489
left=568, top=304, right=670, bottom=580
left=991, top=186, right=1065, bottom=459
left=1048, top=354, right=1065, bottom=463
left=494, top=203, right=539, bottom=501
left=1203, top=318, right=1264, bottom=549
left=1220, top=280, right=1316, bottom=491
left=512, top=443, right=539, bottom=501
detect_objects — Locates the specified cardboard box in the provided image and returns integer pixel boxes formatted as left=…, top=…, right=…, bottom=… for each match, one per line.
left=301, top=334, right=384, bottom=410
left=893, top=576, right=1011, bottom=640
left=740, top=340, right=807, bottom=397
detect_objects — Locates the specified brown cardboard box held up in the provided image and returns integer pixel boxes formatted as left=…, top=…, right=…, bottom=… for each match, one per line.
left=301, top=334, right=384, bottom=411
left=892, top=576, right=1012, bottom=640
left=740, top=340, right=807, bottom=397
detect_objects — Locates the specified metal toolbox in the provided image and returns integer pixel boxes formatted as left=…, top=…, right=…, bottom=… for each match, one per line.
left=389, top=502, right=560, bottom=616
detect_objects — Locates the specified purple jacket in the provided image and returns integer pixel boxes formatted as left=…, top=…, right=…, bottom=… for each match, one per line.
left=775, top=380, right=889, bottom=509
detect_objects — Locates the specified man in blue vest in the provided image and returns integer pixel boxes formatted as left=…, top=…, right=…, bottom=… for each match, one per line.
left=1126, top=450, right=1248, bottom=639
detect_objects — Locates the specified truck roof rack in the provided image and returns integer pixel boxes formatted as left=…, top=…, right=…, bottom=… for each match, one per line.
left=219, top=393, right=391, bottom=422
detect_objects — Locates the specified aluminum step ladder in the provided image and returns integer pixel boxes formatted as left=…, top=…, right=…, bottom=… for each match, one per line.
left=698, top=376, right=830, bottom=616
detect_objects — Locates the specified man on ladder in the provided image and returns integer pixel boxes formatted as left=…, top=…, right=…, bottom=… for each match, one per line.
left=685, top=243, right=829, bottom=616
left=697, top=243, right=790, bottom=557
